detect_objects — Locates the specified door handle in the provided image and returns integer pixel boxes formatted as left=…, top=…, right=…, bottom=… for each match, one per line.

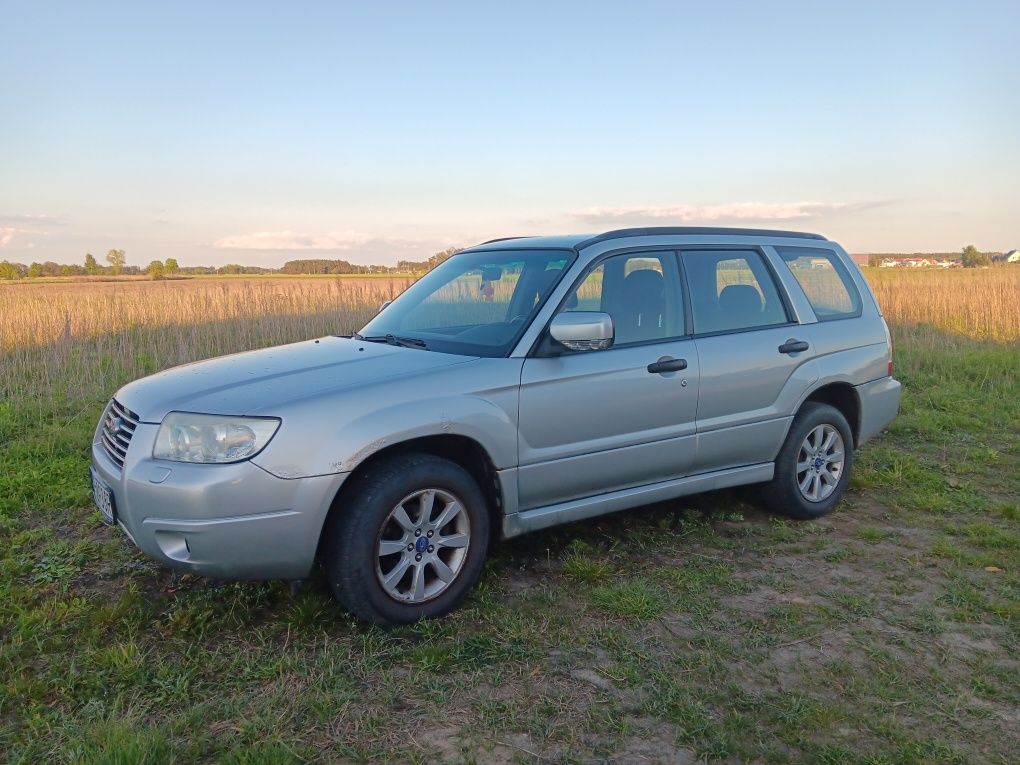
left=778, top=338, right=809, bottom=354
left=647, top=357, right=688, bottom=374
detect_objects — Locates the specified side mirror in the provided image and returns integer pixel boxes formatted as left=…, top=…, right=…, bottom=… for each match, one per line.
left=549, top=312, right=614, bottom=352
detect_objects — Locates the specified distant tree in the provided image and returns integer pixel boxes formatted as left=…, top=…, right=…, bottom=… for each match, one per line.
left=0, top=260, right=22, bottom=279
left=27, top=262, right=43, bottom=277
left=106, top=248, right=127, bottom=275
left=280, top=258, right=365, bottom=275
left=867, top=255, right=882, bottom=268
left=146, top=260, right=165, bottom=279
left=164, top=257, right=179, bottom=275
left=84, top=252, right=101, bottom=275
left=428, top=247, right=461, bottom=270
left=961, top=245, right=991, bottom=268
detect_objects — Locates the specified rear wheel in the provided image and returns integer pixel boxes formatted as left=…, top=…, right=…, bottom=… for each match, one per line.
left=762, top=402, right=854, bottom=519
left=324, top=453, right=490, bottom=626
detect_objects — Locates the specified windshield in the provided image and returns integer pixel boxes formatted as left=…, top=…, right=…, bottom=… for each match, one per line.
left=358, top=249, right=573, bottom=357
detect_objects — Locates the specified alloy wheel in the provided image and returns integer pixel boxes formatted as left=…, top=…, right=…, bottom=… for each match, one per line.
left=375, top=488, right=471, bottom=603
left=796, top=424, right=845, bottom=502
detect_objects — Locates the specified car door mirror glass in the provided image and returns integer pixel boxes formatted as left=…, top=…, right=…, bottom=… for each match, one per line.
left=549, top=312, right=614, bottom=352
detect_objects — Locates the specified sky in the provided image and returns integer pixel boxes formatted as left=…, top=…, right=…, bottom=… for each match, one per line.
left=1, top=1, right=1018, bottom=268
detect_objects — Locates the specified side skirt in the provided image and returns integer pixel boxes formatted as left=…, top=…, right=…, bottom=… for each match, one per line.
left=502, top=462, right=774, bottom=538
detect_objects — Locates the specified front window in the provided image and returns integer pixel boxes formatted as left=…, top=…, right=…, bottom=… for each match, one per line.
left=558, top=251, right=684, bottom=346
left=358, top=249, right=572, bottom=357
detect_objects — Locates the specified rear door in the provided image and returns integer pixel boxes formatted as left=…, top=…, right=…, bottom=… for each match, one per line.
left=682, top=248, right=818, bottom=473
left=517, top=250, right=699, bottom=510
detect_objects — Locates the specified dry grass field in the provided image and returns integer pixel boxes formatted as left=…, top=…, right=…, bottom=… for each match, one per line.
left=0, top=277, right=411, bottom=401
left=1, top=267, right=1018, bottom=763
left=866, top=267, right=1020, bottom=342
left=2, top=267, right=1016, bottom=402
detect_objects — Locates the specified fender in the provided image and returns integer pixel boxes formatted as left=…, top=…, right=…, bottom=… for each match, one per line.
left=320, top=394, right=517, bottom=475
left=782, top=350, right=883, bottom=448
left=251, top=357, right=523, bottom=478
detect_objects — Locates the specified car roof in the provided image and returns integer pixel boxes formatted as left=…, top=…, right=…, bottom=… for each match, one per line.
left=465, top=227, right=827, bottom=252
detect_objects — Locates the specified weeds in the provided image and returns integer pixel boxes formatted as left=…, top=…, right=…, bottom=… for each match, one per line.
left=0, top=274, right=1018, bottom=762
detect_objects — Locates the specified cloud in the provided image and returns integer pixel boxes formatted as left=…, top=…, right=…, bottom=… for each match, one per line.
left=213, top=230, right=377, bottom=250
left=572, top=201, right=874, bottom=225
left=211, top=229, right=464, bottom=264
left=0, top=213, right=66, bottom=227
left=0, top=214, right=65, bottom=248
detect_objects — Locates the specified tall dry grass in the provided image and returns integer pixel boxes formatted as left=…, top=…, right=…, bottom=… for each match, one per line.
left=1, top=277, right=411, bottom=401
left=0, top=277, right=411, bottom=350
left=864, top=267, right=1020, bottom=342
left=1, top=267, right=1017, bottom=404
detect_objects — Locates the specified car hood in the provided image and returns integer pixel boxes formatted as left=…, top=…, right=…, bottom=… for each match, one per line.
left=116, top=336, right=477, bottom=422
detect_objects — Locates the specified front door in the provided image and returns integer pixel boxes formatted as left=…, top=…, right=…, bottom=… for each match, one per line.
left=517, top=250, right=699, bottom=510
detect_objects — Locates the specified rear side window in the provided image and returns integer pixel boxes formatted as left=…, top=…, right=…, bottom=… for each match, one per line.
left=777, top=247, right=862, bottom=321
left=681, top=249, right=789, bottom=334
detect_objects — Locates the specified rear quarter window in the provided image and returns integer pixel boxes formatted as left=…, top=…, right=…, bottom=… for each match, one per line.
left=777, top=247, right=862, bottom=321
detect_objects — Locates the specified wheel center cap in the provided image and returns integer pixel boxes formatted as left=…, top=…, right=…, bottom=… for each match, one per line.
left=813, top=457, right=824, bottom=469
left=415, top=537, right=429, bottom=553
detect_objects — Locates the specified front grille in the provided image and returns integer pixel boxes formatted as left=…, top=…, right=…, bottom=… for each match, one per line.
left=100, top=398, right=140, bottom=469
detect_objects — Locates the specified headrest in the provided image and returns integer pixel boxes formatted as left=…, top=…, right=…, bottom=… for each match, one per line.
left=719, top=284, right=763, bottom=314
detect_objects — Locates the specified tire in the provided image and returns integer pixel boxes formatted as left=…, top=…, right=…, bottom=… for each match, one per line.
left=761, top=402, right=854, bottom=520
left=324, top=453, right=490, bottom=626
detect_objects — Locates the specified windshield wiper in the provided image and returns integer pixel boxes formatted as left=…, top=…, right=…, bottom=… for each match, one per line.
left=354, top=333, right=427, bottom=349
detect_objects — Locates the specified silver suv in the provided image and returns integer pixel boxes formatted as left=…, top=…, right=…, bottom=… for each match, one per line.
left=90, top=227, right=901, bottom=625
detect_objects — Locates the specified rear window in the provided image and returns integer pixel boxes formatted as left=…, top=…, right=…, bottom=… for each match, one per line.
left=778, top=247, right=862, bottom=321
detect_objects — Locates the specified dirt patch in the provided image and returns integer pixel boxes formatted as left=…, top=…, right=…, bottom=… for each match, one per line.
left=611, top=719, right=700, bottom=764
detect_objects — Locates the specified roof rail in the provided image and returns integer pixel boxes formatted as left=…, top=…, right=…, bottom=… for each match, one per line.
left=477, top=235, right=536, bottom=245
left=576, top=226, right=826, bottom=248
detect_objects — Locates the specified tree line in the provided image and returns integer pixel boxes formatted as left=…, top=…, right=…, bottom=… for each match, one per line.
left=0, top=247, right=462, bottom=280
left=864, top=245, right=1000, bottom=269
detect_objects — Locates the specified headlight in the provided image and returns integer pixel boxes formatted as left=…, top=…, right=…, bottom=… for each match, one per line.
left=153, top=412, right=281, bottom=464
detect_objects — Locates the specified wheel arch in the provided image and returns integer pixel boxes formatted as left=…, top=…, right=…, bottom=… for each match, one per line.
left=316, top=433, right=505, bottom=559
left=801, top=382, right=861, bottom=447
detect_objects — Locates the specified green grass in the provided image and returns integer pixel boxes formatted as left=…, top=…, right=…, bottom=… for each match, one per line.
left=1, top=324, right=1018, bottom=763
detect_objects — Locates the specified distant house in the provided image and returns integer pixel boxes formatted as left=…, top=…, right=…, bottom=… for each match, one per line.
left=1006, top=250, right=1020, bottom=263
left=860, top=254, right=966, bottom=268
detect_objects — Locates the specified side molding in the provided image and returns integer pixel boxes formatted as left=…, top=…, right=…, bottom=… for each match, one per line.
left=503, top=462, right=773, bottom=538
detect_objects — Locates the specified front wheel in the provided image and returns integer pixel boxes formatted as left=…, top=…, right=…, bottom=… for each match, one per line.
left=761, top=402, right=854, bottom=519
left=324, top=453, right=490, bottom=626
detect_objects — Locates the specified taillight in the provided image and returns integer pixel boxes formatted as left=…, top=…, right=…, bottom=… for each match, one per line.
left=884, top=321, right=894, bottom=377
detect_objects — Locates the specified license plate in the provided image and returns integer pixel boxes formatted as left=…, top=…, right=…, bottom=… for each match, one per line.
left=90, top=467, right=116, bottom=525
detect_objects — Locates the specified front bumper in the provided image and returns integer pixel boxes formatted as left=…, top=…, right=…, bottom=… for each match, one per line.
left=855, top=376, right=902, bottom=445
left=90, top=425, right=348, bottom=580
